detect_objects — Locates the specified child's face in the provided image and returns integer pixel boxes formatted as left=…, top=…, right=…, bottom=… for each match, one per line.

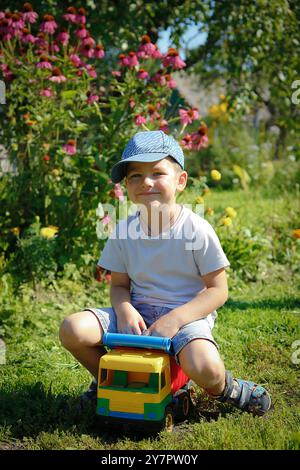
left=124, top=157, right=187, bottom=208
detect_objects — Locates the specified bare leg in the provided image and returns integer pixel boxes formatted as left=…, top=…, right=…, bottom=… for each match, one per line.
left=59, top=311, right=105, bottom=379
left=178, top=339, right=226, bottom=396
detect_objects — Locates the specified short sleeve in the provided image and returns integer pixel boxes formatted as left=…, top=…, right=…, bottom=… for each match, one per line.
left=192, top=219, right=230, bottom=276
left=97, top=229, right=127, bottom=273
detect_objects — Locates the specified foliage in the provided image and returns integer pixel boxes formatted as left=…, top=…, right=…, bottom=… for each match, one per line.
left=187, top=113, right=300, bottom=191
left=0, top=0, right=208, bottom=53
left=0, top=3, right=208, bottom=283
left=186, top=0, right=300, bottom=157
left=5, top=216, right=58, bottom=288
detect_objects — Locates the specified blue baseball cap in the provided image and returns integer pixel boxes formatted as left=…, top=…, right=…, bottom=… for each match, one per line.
left=111, top=130, right=184, bottom=183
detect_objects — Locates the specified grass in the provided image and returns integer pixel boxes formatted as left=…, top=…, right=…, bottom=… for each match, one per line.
left=0, top=187, right=299, bottom=450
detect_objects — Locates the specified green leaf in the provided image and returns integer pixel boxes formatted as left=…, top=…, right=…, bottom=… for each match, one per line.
left=62, top=90, right=77, bottom=100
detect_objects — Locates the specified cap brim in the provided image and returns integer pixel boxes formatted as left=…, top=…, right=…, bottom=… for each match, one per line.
left=111, top=153, right=170, bottom=183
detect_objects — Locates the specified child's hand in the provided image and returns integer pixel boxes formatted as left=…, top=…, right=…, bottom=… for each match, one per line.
left=116, top=306, right=147, bottom=335
left=144, top=312, right=181, bottom=339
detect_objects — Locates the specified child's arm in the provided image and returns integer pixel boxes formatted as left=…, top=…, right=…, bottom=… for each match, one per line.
left=145, top=267, right=228, bottom=338
left=110, top=271, right=147, bottom=335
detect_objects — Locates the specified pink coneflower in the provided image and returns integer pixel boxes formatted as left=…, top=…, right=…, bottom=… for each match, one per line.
left=137, top=68, right=149, bottom=80
left=22, top=3, right=38, bottom=24
left=79, top=42, right=94, bottom=58
left=128, top=97, right=135, bottom=108
left=137, top=35, right=156, bottom=58
left=36, top=55, right=52, bottom=69
left=48, top=67, right=66, bottom=83
left=69, top=53, right=82, bottom=67
left=62, top=7, right=77, bottom=23
left=179, top=107, right=200, bottom=125
left=119, top=54, right=128, bottom=67
left=49, top=42, right=60, bottom=53
left=181, top=134, right=193, bottom=150
left=94, top=44, right=105, bottom=58
left=57, top=29, right=69, bottom=46
left=81, top=35, right=95, bottom=47
left=85, top=64, right=97, bottom=78
left=35, top=32, right=47, bottom=48
left=190, top=124, right=209, bottom=150
left=152, top=45, right=163, bottom=59
left=112, top=70, right=121, bottom=77
left=119, top=52, right=139, bottom=68
left=159, top=119, right=169, bottom=133
left=163, top=48, right=186, bottom=69
left=21, top=27, right=36, bottom=43
left=75, top=8, right=86, bottom=25
left=151, top=70, right=165, bottom=86
left=11, top=13, right=25, bottom=30
left=75, top=24, right=88, bottom=39
left=165, top=74, right=176, bottom=89
left=63, top=139, right=76, bottom=155
left=40, top=14, right=58, bottom=35
left=113, top=183, right=125, bottom=202
left=40, top=88, right=53, bottom=97
left=134, top=114, right=147, bottom=126
left=147, top=104, right=160, bottom=121
left=86, top=91, right=99, bottom=104
left=127, top=52, right=139, bottom=68
left=1, top=63, right=12, bottom=80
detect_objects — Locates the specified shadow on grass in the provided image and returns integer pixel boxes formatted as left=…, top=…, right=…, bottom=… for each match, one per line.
left=0, top=382, right=234, bottom=444
left=225, top=297, right=300, bottom=312
left=0, top=381, right=122, bottom=444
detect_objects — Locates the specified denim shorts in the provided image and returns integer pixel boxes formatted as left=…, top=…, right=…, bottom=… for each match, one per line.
left=85, top=302, right=219, bottom=364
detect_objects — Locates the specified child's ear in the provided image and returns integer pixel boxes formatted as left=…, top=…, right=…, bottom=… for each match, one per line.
left=177, top=171, right=188, bottom=192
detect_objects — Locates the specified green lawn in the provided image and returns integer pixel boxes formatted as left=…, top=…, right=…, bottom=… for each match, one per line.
left=0, top=188, right=299, bottom=450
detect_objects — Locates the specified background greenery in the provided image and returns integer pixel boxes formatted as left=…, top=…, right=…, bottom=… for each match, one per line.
left=0, top=1, right=300, bottom=450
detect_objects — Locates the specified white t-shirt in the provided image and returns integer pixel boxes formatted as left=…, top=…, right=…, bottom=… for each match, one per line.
left=98, top=205, right=230, bottom=310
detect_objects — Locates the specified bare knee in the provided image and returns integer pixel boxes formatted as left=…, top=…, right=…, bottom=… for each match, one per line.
left=179, top=341, right=225, bottom=389
left=181, top=357, right=223, bottom=385
left=59, top=311, right=102, bottom=350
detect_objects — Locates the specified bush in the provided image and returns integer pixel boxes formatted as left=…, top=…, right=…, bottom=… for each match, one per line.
left=0, top=4, right=208, bottom=282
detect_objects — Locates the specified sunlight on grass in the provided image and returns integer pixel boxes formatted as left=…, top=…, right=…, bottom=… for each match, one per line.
left=0, top=188, right=299, bottom=450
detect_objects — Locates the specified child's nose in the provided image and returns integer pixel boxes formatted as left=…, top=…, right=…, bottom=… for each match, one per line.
left=142, top=176, right=154, bottom=187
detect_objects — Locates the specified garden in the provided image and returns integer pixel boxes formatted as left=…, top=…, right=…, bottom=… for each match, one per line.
left=0, top=0, right=299, bottom=451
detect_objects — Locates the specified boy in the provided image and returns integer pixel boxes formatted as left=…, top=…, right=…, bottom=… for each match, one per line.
left=59, top=130, right=271, bottom=416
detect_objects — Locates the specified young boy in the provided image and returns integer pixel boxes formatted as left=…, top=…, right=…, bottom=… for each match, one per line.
left=59, top=130, right=271, bottom=416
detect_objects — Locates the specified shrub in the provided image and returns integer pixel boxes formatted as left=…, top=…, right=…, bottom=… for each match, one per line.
left=0, top=4, right=208, bottom=282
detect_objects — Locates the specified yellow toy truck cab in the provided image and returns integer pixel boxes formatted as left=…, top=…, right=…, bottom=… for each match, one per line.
left=96, top=333, right=196, bottom=432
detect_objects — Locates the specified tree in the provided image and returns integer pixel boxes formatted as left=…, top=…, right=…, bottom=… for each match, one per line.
left=185, top=0, right=300, bottom=158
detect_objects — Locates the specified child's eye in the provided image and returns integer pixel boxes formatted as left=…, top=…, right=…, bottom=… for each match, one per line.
left=153, top=172, right=164, bottom=176
left=128, top=174, right=141, bottom=179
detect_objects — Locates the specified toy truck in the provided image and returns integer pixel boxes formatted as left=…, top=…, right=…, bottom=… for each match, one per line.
left=96, top=333, right=196, bottom=432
